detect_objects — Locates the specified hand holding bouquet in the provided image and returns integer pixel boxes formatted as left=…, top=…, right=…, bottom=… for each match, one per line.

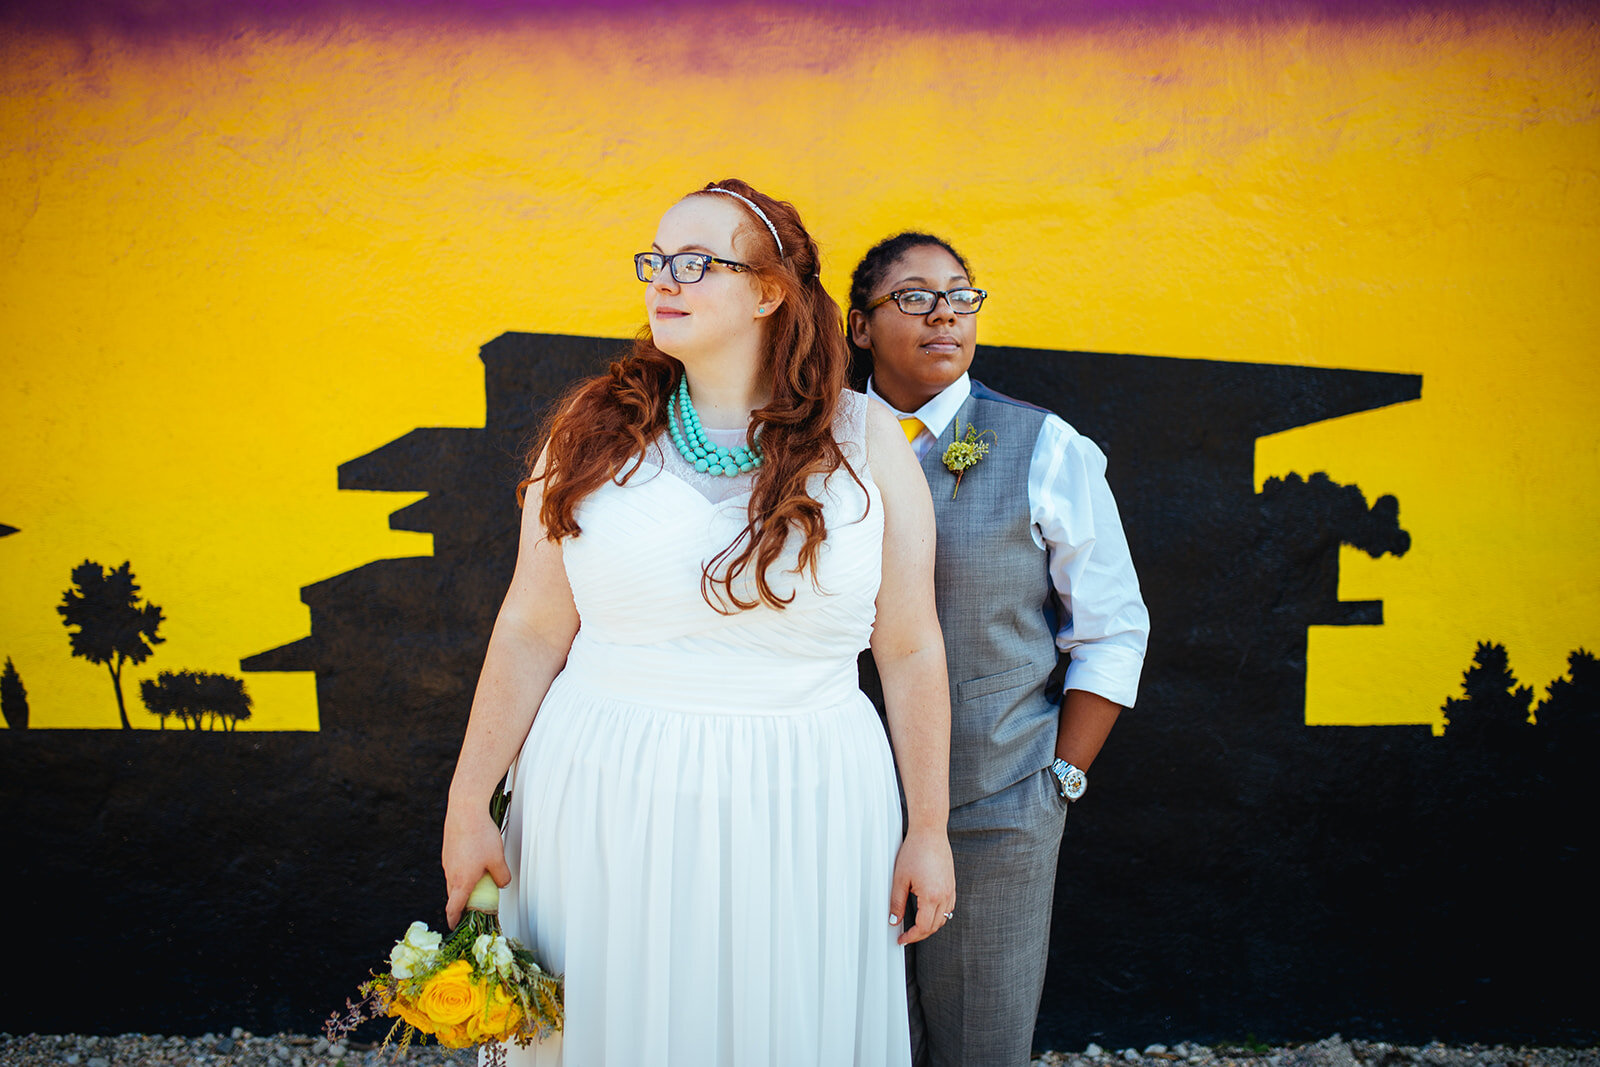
left=327, top=874, right=562, bottom=1062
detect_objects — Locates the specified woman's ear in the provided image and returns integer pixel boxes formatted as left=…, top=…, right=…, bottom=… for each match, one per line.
left=848, top=308, right=871, bottom=349
left=755, top=281, right=786, bottom=319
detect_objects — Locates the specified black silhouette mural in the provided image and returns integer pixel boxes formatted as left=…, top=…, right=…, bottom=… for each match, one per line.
left=1, top=657, right=27, bottom=729
left=57, top=560, right=166, bottom=729
left=139, top=669, right=254, bottom=731
left=2, top=333, right=1593, bottom=1046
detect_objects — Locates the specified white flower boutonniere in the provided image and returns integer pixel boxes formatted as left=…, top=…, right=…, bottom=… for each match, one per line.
left=941, top=419, right=995, bottom=499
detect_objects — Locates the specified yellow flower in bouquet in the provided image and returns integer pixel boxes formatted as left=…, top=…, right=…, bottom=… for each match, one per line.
left=385, top=990, right=437, bottom=1037
left=327, top=874, right=563, bottom=1063
left=415, top=960, right=485, bottom=1047
left=467, top=979, right=524, bottom=1044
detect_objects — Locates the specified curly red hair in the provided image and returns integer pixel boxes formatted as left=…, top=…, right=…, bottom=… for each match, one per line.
left=519, top=179, right=859, bottom=612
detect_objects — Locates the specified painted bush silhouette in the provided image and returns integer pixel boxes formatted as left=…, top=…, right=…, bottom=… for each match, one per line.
left=1, top=657, right=27, bottom=729
left=1259, top=471, right=1412, bottom=558
left=1441, top=640, right=1534, bottom=745
left=1536, top=647, right=1597, bottom=739
left=57, top=560, right=166, bottom=729
left=139, top=669, right=253, bottom=731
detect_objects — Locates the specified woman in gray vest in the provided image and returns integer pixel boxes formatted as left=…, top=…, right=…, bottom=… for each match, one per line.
left=849, top=233, right=1149, bottom=1067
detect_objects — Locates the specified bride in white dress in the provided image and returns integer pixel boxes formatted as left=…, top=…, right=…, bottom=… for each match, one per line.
left=440, top=179, right=956, bottom=1066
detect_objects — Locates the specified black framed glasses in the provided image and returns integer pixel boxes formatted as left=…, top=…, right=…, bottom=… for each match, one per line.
left=865, top=287, right=987, bottom=315
left=634, top=252, right=749, bottom=284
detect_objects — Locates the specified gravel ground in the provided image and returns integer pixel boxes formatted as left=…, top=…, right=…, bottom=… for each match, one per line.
left=1, top=1032, right=1595, bottom=1067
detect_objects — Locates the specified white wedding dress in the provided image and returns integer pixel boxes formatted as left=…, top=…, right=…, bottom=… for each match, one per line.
left=493, top=391, right=911, bottom=1066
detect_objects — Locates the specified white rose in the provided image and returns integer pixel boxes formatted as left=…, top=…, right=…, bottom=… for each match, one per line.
left=491, top=937, right=515, bottom=976
left=403, top=921, right=442, bottom=955
left=389, top=943, right=419, bottom=979
left=471, top=933, right=494, bottom=970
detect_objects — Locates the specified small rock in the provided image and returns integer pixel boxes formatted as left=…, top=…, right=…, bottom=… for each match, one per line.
left=1148, top=1046, right=1171, bottom=1057
left=1088, top=1044, right=1106, bottom=1058
left=88, top=1058, right=110, bottom=1067
left=1125, top=1050, right=1143, bottom=1062
left=64, top=1055, right=80, bottom=1066
left=1283, top=1035, right=1360, bottom=1067
left=232, top=1026, right=246, bottom=1039
left=216, top=1036, right=237, bottom=1053
left=313, top=1036, right=330, bottom=1054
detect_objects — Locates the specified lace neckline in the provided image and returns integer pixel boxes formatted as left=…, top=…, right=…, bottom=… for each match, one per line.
left=652, top=426, right=757, bottom=504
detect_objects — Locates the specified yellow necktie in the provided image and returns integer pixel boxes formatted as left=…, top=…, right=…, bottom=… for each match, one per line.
left=899, top=417, right=924, bottom=444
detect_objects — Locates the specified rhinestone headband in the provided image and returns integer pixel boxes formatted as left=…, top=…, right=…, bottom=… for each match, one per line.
left=701, top=187, right=784, bottom=257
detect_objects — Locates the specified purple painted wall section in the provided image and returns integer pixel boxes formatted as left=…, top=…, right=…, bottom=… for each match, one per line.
left=1, top=0, right=1582, bottom=36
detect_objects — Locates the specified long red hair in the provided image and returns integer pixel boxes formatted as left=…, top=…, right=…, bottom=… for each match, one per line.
left=520, top=179, right=859, bottom=611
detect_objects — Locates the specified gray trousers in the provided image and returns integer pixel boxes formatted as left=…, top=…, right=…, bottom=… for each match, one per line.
left=908, top=768, right=1069, bottom=1067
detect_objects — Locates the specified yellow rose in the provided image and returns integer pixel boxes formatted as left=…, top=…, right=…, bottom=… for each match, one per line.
left=384, top=990, right=437, bottom=1036
left=431, top=1019, right=475, bottom=1049
left=466, top=980, right=524, bottom=1043
left=416, top=960, right=486, bottom=1029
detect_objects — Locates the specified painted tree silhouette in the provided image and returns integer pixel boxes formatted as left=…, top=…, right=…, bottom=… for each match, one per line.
left=1536, top=647, right=1598, bottom=756
left=1441, top=641, right=1534, bottom=744
left=1, top=657, right=28, bottom=729
left=57, top=560, right=165, bottom=729
left=139, top=671, right=185, bottom=729
left=1258, top=471, right=1412, bottom=558
left=139, top=669, right=252, bottom=731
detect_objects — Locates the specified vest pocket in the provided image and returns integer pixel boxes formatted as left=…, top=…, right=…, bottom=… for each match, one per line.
left=955, top=661, right=1037, bottom=703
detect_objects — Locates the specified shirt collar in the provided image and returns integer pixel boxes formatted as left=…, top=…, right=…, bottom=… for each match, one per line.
left=865, top=373, right=972, bottom=441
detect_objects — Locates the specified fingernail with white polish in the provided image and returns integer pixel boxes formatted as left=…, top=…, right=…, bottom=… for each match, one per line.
left=889, top=914, right=900, bottom=925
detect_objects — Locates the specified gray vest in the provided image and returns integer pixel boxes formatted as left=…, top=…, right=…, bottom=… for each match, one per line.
left=860, top=381, right=1063, bottom=808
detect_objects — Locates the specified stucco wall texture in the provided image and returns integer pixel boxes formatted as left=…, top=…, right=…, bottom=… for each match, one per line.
left=1, top=0, right=1596, bottom=1046
left=1, top=4, right=1596, bottom=733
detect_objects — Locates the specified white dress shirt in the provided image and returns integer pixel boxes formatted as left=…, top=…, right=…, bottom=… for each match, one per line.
left=867, top=374, right=1149, bottom=707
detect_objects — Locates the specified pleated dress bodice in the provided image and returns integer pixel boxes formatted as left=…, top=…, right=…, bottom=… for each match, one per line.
left=560, top=413, right=882, bottom=715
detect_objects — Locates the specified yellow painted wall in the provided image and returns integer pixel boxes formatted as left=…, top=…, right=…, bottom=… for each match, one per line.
left=1, top=7, right=1595, bottom=730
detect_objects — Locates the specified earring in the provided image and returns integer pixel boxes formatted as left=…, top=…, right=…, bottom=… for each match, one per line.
left=758, top=307, right=766, bottom=315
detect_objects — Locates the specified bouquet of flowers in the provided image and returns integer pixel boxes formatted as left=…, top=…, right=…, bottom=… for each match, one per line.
left=326, top=872, right=563, bottom=1062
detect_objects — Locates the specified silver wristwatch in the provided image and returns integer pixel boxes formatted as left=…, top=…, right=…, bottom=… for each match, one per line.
left=1050, top=758, right=1087, bottom=802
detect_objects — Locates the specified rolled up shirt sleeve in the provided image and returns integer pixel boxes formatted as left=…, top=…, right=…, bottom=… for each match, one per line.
left=1028, top=414, right=1150, bottom=708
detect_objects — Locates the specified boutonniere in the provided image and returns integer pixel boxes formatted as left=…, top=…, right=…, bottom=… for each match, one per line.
left=941, top=419, right=995, bottom=499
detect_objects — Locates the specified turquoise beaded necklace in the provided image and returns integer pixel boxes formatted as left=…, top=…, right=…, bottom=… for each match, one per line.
left=668, top=376, right=764, bottom=477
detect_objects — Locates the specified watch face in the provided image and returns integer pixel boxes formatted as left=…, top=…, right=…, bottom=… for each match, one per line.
left=1054, top=760, right=1087, bottom=801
